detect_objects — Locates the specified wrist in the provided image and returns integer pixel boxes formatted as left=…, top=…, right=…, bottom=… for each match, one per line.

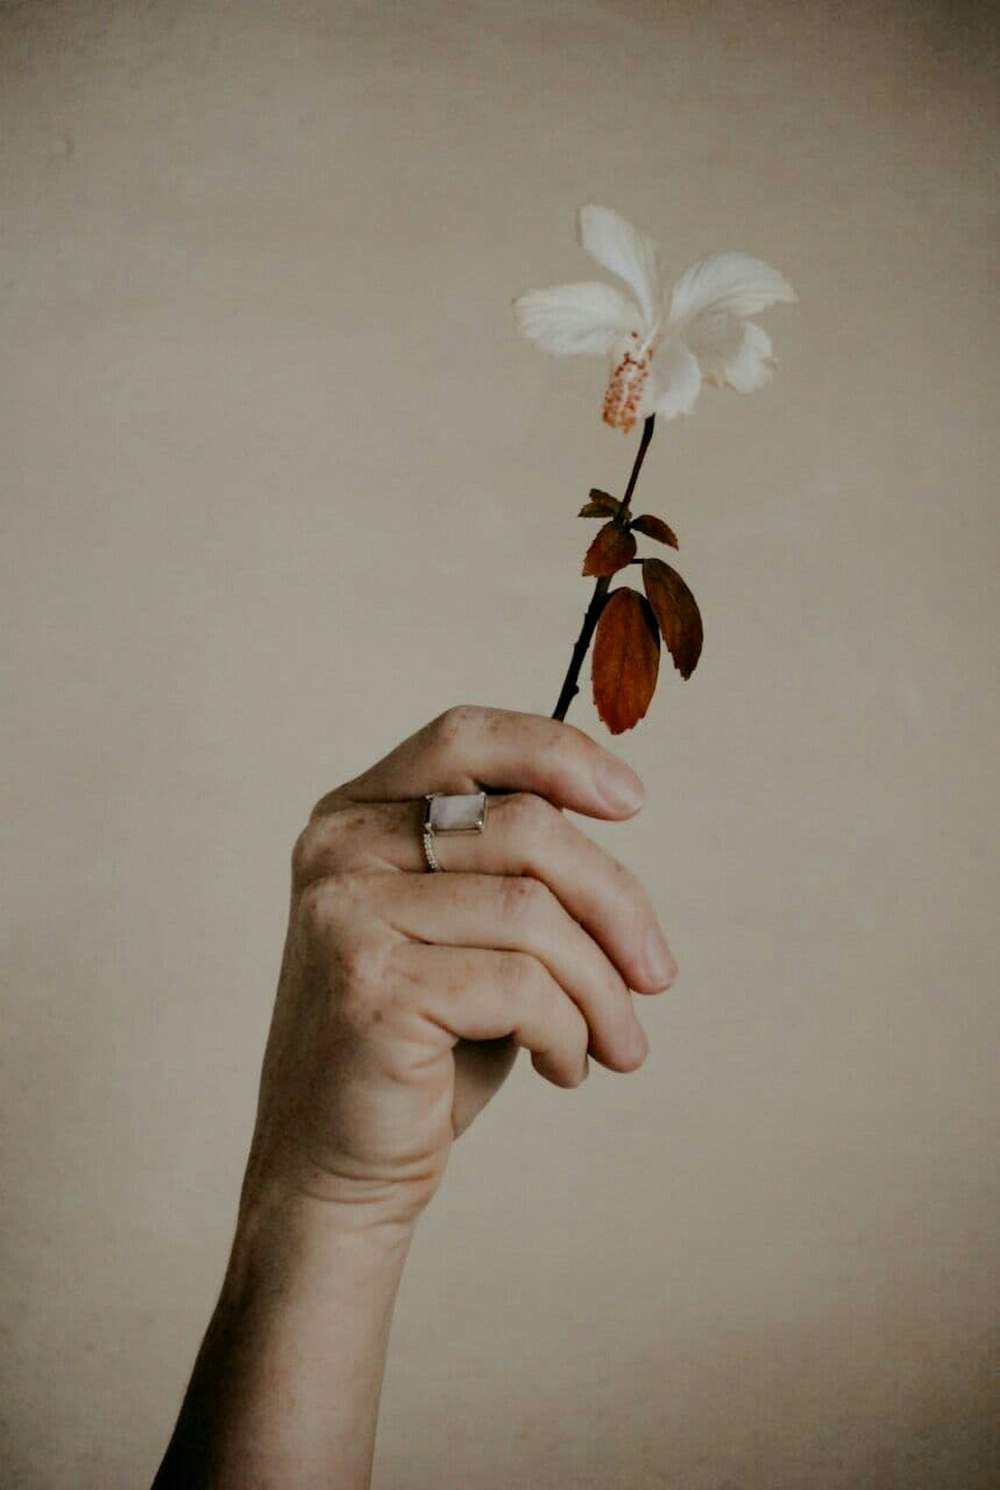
left=155, top=1165, right=415, bottom=1488
left=225, top=1175, right=417, bottom=1313
left=239, top=1129, right=442, bottom=1238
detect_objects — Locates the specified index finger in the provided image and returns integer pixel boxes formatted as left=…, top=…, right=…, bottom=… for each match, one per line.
left=329, top=705, right=645, bottom=820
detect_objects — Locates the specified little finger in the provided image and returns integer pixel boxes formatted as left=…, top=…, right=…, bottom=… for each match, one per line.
left=381, top=872, right=648, bottom=1073
left=396, top=943, right=592, bottom=1089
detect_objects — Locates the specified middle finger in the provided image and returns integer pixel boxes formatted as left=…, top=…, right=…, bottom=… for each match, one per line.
left=299, top=793, right=677, bottom=996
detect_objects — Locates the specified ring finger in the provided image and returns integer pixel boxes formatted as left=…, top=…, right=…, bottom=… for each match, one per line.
left=297, top=793, right=676, bottom=996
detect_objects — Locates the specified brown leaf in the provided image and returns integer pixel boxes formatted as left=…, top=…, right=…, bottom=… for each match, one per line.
left=630, top=513, right=679, bottom=549
left=583, top=521, right=637, bottom=577
left=641, top=558, right=703, bottom=679
left=592, top=588, right=660, bottom=734
left=580, top=489, right=621, bottom=518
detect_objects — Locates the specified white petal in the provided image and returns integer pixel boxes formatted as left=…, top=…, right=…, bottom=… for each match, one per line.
left=684, top=311, right=777, bottom=393
left=643, top=337, right=702, bottom=420
left=578, top=205, right=661, bottom=329
left=513, top=281, right=640, bottom=356
left=669, top=252, right=796, bottom=326
left=721, top=321, right=776, bottom=392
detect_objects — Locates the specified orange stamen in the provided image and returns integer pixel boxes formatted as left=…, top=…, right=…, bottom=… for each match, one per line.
left=602, top=345, right=652, bottom=432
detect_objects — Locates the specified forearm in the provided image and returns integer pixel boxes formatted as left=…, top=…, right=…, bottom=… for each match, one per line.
left=153, top=1187, right=415, bottom=1490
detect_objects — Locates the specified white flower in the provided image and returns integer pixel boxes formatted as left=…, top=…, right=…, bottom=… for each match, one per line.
left=513, top=205, right=796, bottom=432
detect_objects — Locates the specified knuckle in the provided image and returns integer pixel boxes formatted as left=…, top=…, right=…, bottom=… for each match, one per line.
left=335, top=941, right=388, bottom=1023
left=294, top=793, right=361, bottom=883
left=291, top=825, right=317, bottom=885
left=500, top=874, right=549, bottom=923
left=297, top=870, right=369, bottom=940
left=505, top=948, right=544, bottom=999
left=297, top=877, right=339, bottom=939
left=496, top=947, right=525, bottom=986
left=428, top=703, right=481, bottom=753
left=308, top=785, right=349, bottom=822
left=536, top=715, right=589, bottom=770
left=300, top=806, right=376, bottom=881
left=504, top=791, right=555, bottom=836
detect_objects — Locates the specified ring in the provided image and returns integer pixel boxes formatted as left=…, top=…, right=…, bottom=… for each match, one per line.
left=421, top=791, right=489, bottom=872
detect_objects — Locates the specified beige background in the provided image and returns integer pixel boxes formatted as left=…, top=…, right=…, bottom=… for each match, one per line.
left=3, top=2, right=998, bottom=1485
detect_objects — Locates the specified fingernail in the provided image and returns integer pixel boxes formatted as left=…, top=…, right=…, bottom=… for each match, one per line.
left=645, top=930, right=677, bottom=989
left=598, top=760, right=644, bottom=814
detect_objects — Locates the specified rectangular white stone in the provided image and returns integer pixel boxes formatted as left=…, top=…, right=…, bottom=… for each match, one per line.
left=426, top=792, right=487, bottom=833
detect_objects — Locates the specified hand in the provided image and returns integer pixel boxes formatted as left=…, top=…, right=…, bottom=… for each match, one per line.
left=241, top=706, right=678, bottom=1232
left=154, top=706, right=679, bottom=1486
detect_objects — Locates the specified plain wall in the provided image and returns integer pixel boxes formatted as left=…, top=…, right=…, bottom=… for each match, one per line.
left=2, top=2, right=998, bottom=1485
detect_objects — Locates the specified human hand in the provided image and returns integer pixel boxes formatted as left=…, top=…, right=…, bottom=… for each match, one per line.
left=153, top=706, right=680, bottom=1487
left=241, top=706, right=677, bottom=1234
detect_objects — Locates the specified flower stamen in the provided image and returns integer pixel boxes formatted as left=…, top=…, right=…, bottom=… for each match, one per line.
left=603, top=335, right=656, bottom=432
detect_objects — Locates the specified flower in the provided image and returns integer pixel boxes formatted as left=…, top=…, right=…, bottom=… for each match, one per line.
left=513, top=205, right=796, bottom=432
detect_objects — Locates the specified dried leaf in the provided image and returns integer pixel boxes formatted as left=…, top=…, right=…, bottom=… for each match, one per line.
left=582, top=488, right=621, bottom=517
left=630, top=513, right=679, bottom=549
left=642, top=558, right=703, bottom=679
left=592, top=588, right=660, bottom=734
left=583, top=521, right=637, bottom=577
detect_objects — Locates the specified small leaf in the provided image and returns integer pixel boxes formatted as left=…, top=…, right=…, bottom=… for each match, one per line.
left=630, top=513, right=679, bottom=549
left=642, top=558, right=703, bottom=679
left=592, top=588, right=660, bottom=735
left=579, top=489, right=621, bottom=518
left=583, top=521, right=637, bottom=577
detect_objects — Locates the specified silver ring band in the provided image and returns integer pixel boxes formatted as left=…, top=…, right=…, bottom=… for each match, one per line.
left=421, top=827, right=442, bottom=873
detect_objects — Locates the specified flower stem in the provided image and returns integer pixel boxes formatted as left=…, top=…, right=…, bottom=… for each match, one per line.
left=551, top=414, right=656, bottom=722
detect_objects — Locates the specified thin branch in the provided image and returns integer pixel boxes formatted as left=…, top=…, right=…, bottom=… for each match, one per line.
left=551, top=415, right=656, bottom=722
